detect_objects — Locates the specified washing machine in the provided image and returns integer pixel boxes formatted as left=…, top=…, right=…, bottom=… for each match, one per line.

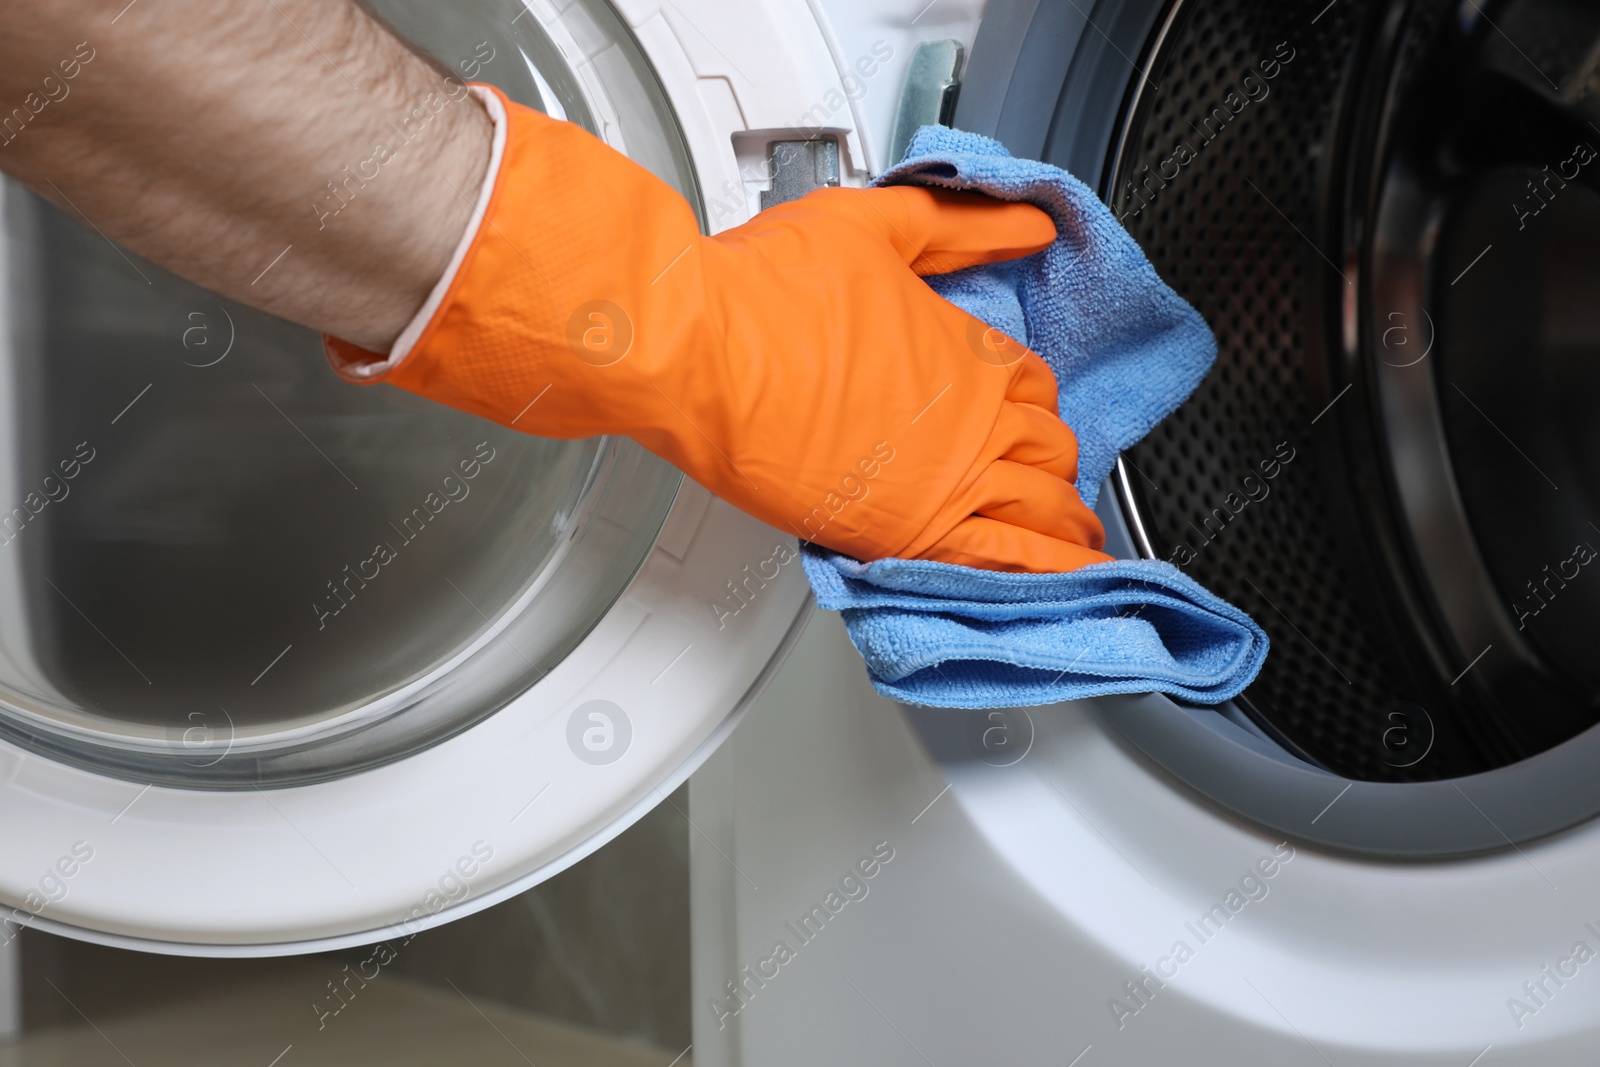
left=0, top=0, right=885, bottom=959
left=6, top=0, right=1599, bottom=1061
left=688, top=0, right=1600, bottom=1064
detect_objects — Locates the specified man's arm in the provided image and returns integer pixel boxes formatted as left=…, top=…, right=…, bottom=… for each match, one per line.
left=0, top=0, right=491, bottom=352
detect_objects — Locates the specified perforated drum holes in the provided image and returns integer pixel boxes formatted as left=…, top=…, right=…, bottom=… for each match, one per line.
left=1114, top=0, right=1419, bottom=778
left=1158, top=440, right=1297, bottom=568
left=567, top=699, right=632, bottom=765
left=1113, top=40, right=1297, bottom=223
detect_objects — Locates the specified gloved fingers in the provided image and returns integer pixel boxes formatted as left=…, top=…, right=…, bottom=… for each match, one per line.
left=988, top=401, right=1080, bottom=481
left=955, top=321, right=1068, bottom=424
left=917, top=515, right=1114, bottom=574
left=946, top=459, right=1105, bottom=547
left=1002, top=348, right=1065, bottom=411
left=852, top=186, right=1056, bottom=276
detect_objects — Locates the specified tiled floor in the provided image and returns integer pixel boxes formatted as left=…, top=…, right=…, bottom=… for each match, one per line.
left=0, top=963, right=689, bottom=1066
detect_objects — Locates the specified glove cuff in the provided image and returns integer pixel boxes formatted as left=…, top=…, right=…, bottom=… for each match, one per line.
left=328, top=81, right=709, bottom=446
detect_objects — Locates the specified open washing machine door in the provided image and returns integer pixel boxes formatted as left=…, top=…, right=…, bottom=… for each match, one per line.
left=691, top=0, right=1600, bottom=1062
left=0, top=0, right=877, bottom=956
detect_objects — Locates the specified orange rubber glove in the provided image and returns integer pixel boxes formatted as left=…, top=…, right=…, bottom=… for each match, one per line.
left=326, top=84, right=1110, bottom=573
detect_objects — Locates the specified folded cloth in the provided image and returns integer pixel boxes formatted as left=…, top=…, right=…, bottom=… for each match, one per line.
left=800, top=125, right=1268, bottom=709
left=802, top=556, right=1269, bottom=707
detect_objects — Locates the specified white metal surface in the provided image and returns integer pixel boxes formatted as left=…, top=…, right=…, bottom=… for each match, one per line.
left=693, top=611, right=1600, bottom=1066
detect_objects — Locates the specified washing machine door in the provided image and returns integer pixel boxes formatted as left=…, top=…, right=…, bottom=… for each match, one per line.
left=0, top=0, right=809, bottom=954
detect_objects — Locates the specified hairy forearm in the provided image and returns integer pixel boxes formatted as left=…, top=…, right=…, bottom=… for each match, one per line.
left=0, top=0, right=492, bottom=350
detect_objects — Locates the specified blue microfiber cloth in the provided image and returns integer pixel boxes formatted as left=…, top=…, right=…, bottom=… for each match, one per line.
left=800, top=125, right=1268, bottom=709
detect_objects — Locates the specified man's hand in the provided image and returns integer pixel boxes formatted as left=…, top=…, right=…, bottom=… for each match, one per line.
left=0, top=1, right=1108, bottom=571
left=0, top=0, right=491, bottom=351
left=328, top=89, right=1111, bottom=572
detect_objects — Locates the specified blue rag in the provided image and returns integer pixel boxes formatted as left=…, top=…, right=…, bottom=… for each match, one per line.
left=800, top=126, right=1268, bottom=709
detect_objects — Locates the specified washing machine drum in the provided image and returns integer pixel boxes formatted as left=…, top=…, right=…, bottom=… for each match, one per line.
left=0, top=0, right=807, bottom=953
left=959, top=0, right=1600, bottom=854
